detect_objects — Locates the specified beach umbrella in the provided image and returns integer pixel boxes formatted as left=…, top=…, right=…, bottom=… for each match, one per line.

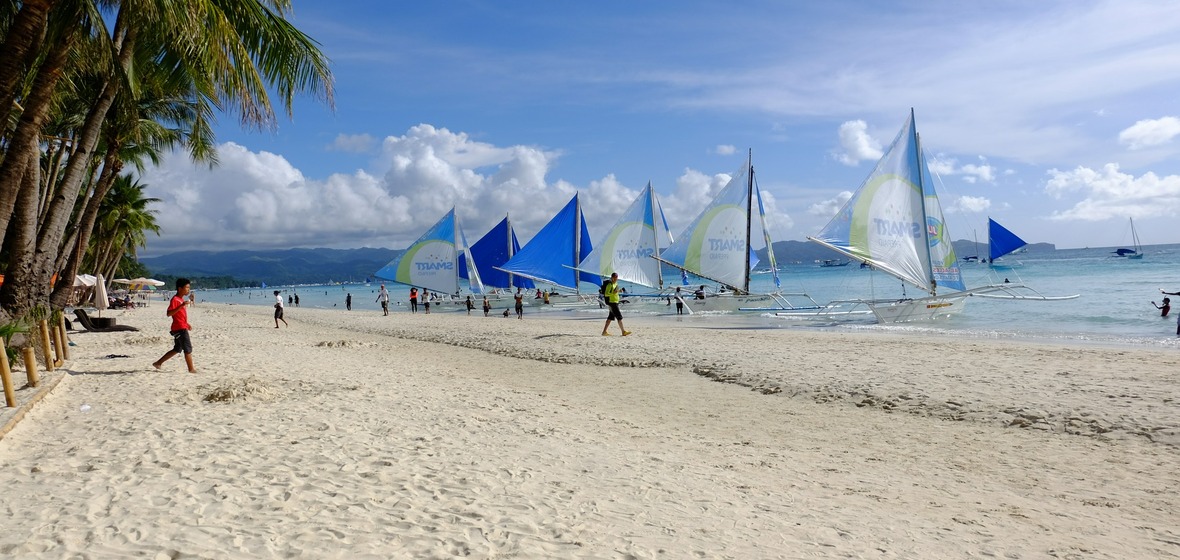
left=94, top=273, right=109, bottom=316
left=74, top=274, right=97, bottom=287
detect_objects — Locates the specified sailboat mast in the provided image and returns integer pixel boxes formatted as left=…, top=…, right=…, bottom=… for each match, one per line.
left=453, top=209, right=460, bottom=293
left=649, top=182, right=664, bottom=289
left=743, top=149, right=753, bottom=294
left=574, top=194, right=582, bottom=295
left=911, top=109, right=936, bottom=296
left=505, top=213, right=515, bottom=290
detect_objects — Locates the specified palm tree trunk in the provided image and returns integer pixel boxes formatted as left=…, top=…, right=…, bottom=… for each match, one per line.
left=12, top=13, right=134, bottom=319
left=0, top=134, right=49, bottom=318
left=0, top=23, right=75, bottom=251
left=49, top=147, right=122, bottom=309
left=0, top=0, right=55, bottom=140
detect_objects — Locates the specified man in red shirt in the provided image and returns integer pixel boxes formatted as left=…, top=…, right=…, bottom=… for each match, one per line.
left=153, top=278, right=196, bottom=373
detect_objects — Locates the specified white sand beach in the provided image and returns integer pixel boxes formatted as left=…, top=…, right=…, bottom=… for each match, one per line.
left=0, top=303, right=1177, bottom=558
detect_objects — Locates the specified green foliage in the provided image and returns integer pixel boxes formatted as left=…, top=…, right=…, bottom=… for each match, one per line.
left=0, top=319, right=30, bottom=365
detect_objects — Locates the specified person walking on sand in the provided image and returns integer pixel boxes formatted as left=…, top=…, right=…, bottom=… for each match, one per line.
left=409, top=287, right=418, bottom=313
left=482, top=295, right=491, bottom=317
left=601, top=272, right=631, bottom=336
left=346, top=293, right=352, bottom=311
left=674, top=286, right=685, bottom=315
left=423, top=289, right=431, bottom=314
left=376, top=284, right=390, bottom=316
left=514, top=288, right=524, bottom=319
left=153, top=278, right=197, bottom=372
left=465, top=295, right=474, bottom=315
left=273, top=290, right=289, bottom=327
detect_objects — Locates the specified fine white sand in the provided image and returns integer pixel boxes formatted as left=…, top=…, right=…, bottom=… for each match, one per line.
left=0, top=303, right=1177, bottom=558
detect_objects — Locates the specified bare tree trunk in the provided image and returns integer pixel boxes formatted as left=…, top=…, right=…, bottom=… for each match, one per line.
left=0, top=0, right=55, bottom=140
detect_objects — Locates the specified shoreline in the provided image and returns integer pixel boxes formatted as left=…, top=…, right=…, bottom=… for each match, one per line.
left=0, top=303, right=1176, bottom=557
left=195, top=286, right=1180, bottom=351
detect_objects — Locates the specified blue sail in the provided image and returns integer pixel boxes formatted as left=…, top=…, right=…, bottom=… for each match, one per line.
left=988, top=218, right=1028, bottom=262
left=460, top=216, right=535, bottom=290
left=499, top=194, right=601, bottom=290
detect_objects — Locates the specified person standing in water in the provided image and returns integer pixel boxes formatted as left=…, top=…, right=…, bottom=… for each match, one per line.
left=346, top=293, right=352, bottom=311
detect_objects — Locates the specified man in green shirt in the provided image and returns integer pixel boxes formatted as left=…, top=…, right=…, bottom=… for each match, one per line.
left=601, top=272, right=631, bottom=336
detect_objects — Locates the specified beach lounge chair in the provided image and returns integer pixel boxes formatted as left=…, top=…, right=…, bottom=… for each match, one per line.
left=73, top=309, right=139, bottom=332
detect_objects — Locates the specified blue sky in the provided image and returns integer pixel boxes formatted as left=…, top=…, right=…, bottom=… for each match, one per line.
left=140, top=0, right=1180, bottom=255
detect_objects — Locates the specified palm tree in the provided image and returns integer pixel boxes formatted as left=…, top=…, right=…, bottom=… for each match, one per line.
left=0, top=0, right=334, bottom=321
left=85, top=174, right=160, bottom=282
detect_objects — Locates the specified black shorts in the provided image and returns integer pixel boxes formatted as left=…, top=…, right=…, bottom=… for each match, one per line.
left=381, top=301, right=388, bottom=310
left=170, top=329, right=193, bottom=354
left=606, top=302, right=623, bottom=320
left=274, top=306, right=284, bottom=319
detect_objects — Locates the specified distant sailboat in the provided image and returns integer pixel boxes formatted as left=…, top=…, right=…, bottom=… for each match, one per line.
left=807, top=110, right=1008, bottom=323
left=498, top=193, right=601, bottom=291
left=1113, top=218, right=1144, bottom=260
left=986, top=217, right=1026, bottom=267
left=373, top=208, right=484, bottom=296
left=460, top=214, right=535, bottom=292
left=576, top=182, right=674, bottom=291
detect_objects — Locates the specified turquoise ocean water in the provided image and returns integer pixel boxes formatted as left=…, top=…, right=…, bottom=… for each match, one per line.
left=190, top=243, right=1180, bottom=349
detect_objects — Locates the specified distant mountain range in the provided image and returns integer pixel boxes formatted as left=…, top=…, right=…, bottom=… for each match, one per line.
left=140, top=247, right=401, bottom=286
left=141, top=240, right=1056, bottom=286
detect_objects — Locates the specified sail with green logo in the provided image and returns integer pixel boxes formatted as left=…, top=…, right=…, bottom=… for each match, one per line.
left=374, top=208, right=484, bottom=295
left=656, top=155, right=761, bottom=293
left=576, top=182, right=673, bottom=290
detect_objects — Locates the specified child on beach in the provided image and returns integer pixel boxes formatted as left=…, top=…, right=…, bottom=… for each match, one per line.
left=153, top=278, right=196, bottom=373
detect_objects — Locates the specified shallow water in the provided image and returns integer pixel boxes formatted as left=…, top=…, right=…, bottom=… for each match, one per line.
left=189, top=243, right=1180, bottom=349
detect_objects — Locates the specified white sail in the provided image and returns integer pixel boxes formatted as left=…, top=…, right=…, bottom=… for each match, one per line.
left=809, top=110, right=964, bottom=295
left=659, top=156, right=760, bottom=292
left=577, top=182, right=673, bottom=289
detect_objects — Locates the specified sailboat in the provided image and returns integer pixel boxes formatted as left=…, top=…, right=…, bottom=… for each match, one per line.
left=498, top=193, right=601, bottom=293
left=576, top=182, right=674, bottom=292
left=373, top=208, right=484, bottom=304
left=459, top=214, right=535, bottom=292
left=971, top=217, right=1079, bottom=301
left=806, top=110, right=1011, bottom=323
left=655, top=150, right=820, bottom=312
left=986, top=217, right=1026, bottom=267
left=1113, top=218, right=1144, bottom=259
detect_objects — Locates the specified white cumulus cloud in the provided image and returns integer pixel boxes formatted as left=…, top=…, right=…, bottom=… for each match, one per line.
left=808, top=191, right=853, bottom=217
left=1045, top=163, right=1180, bottom=220
left=947, top=195, right=991, bottom=213
left=713, top=144, right=736, bottom=155
left=1118, top=116, right=1180, bottom=150
left=138, top=124, right=791, bottom=254
left=833, top=120, right=882, bottom=166
left=328, top=133, right=377, bottom=153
